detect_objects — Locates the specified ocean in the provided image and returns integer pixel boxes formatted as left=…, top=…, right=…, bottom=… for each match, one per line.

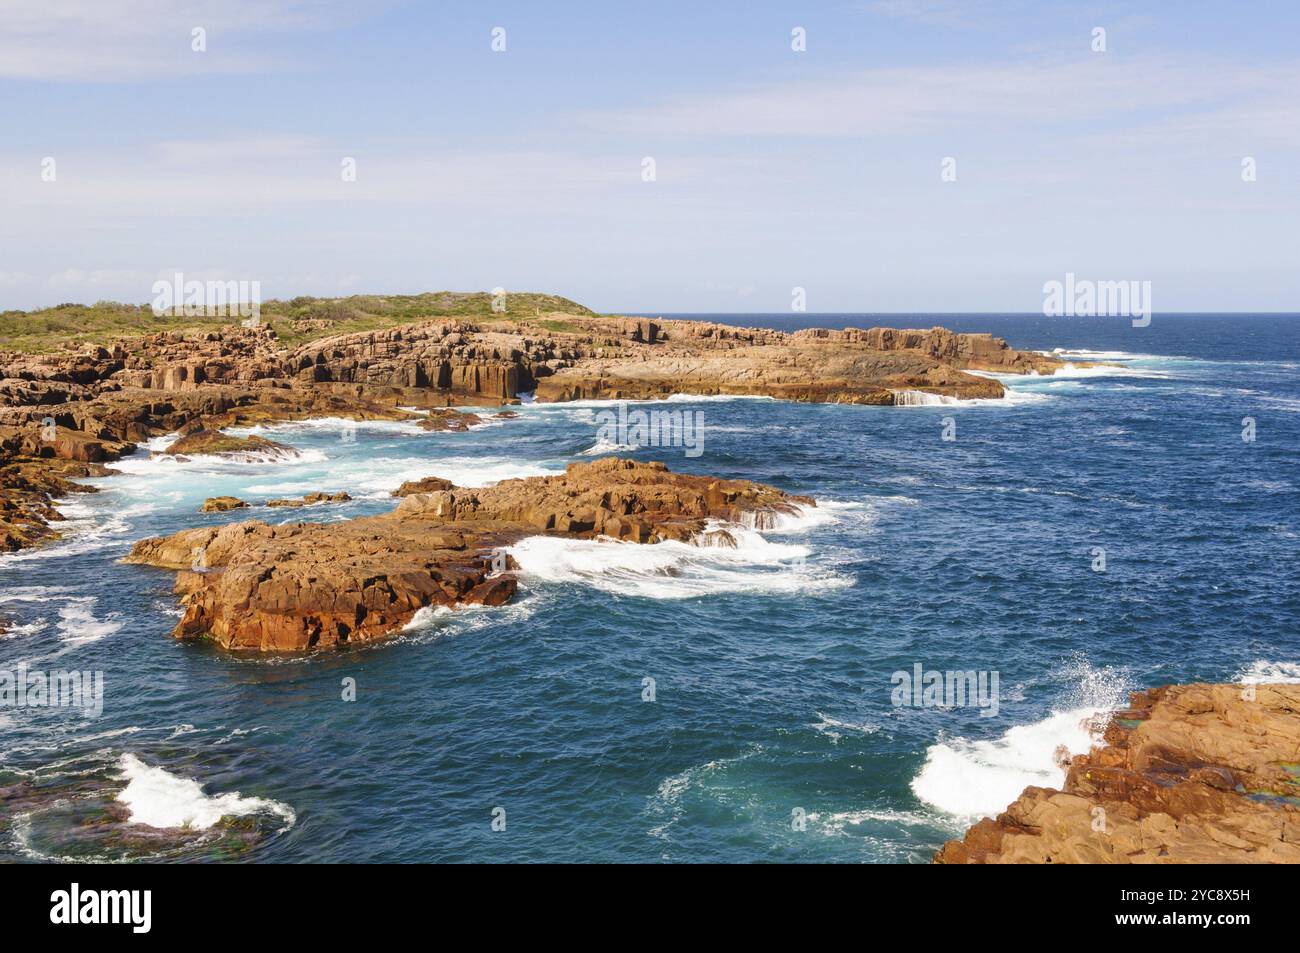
left=1, top=313, right=1296, bottom=863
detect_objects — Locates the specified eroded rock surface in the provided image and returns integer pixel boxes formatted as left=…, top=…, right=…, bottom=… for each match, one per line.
left=1, top=305, right=1065, bottom=554
left=935, top=683, right=1300, bottom=864
left=126, top=458, right=813, bottom=652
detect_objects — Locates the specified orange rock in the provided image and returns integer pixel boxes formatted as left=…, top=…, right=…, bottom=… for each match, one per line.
left=935, top=683, right=1300, bottom=864
left=125, top=459, right=813, bottom=652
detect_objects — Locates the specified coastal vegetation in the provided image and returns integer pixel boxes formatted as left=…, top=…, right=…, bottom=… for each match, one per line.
left=0, top=291, right=595, bottom=353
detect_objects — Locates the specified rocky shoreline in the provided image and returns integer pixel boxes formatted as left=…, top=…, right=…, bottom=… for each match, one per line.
left=0, top=306, right=1066, bottom=555
left=0, top=299, right=1292, bottom=865
left=936, top=682, right=1300, bottom=863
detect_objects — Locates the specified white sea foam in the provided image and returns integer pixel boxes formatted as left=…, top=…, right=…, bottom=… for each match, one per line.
left=895, top=381, right=1054, bottom=406
left=55, top=597, right=122, bottom=645
left=0, top=586, right=61, bottom=605
left=508, top=524, right=849, bottom=600
left=522, top=393, right=777, bottom=412
left=1236, top=660, right=1300, bottom=684
left=242, top=454, right=561, bottom=498
left=892, top=390, right=963, bottom=406
left=363, top=456, right=559, bottom=491
left=811, top=712, right=881, bottom=742
left=107, top=446, right=326, bottom=477
left=743, top=498, right=912, bottom=535
left=1052, top=362, right=1171, bottom=380
left=0, top=589, right=119, bottom=647
left=0, top=495, right=159, bottom=565
left=1, top=619, right=48, bottom=639
left=810, top=807, right=951, bottom=836
left=579, top=437, right=640, bottom=455
left=911, top=659, right=1130, bottom=819
left=1050, top=348, right=1166, bottom=362
left=114, top=753, right=295, bottom=831
left=229, top=416, right=425, bottom=437
left=402, top=605, right=454, bottom=630
left=143, top=433, right=182, bottom=453
left=399, top=595, right=540, bottom=643
left=645, top=746, right=762, bottom=839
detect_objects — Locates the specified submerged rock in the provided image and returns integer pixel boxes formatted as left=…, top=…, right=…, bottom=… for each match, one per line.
left=162, top=429, right=293, bottom=458
left=935, top=682, right=1300, bottom=864
left=417, top=408, right=483, bottom=432
left=266, top=491, right=351, bottom=508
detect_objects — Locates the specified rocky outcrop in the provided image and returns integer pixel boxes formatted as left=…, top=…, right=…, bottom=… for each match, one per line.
left=162, top=430, right=294, bottom=458
left=266, top=492, right=351, bottom=508
left=417, top=408, right=483, bottom=432
left=0, top=385, right=435, bottom=553
left=392, top=476, right=455, bottom=497
left=936, top=682, right=1300, bottom=864
left=0, top=423, right=128, bottom=551
left=125, top=458, right=813, bottom=652
left=202, top=497, right=248, bottom=512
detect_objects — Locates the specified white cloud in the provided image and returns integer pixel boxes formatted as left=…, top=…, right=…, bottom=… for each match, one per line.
left=583, top=56, right=1300, bottom=143
left=0, top=139, right=642, bottom=215
left=0, top=0, right=376, bottom=81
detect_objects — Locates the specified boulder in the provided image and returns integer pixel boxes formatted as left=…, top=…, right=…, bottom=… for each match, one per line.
left=392, top=476, right=455, bottom=497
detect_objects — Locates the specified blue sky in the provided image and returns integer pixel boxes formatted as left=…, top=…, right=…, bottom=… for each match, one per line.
left=1, top=0, right=1296, bottom=312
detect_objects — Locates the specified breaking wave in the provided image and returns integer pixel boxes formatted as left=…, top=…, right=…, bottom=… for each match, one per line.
left=114, top=753, right=295, bottom=831
left=910, top=657, right=1131, bottom=819
left=508, top=523, right=850, bottom=600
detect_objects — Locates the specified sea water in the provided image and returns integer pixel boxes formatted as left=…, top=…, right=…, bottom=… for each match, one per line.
left=0, top=313, right=1295, bottom=862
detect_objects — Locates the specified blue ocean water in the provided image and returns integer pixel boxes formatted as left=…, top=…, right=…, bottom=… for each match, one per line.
left=1, top=313, right=1296, bottom=863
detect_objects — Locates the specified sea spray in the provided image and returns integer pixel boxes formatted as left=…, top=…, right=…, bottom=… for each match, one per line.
left=910, top=658, right=1130, bottom=818
left=114, top=753, right=295, bottom=830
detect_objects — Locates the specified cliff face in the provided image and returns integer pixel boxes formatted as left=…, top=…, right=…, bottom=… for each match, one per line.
left=125, top=458, right=813, bottom=652
left=936, top=683, right=1300, bottom=864
left=1, top=315, right=1061, bottom=411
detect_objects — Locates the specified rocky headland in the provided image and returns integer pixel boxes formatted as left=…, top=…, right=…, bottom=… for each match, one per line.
left=0, top=298, right=1069, bottom=554
left=125, top=458, right=812, bottom=652
left=936, top=682, right=1300, bottom=864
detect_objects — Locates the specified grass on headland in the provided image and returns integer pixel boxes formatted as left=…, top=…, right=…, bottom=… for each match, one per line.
left=0, top=292, right=597, bottom=354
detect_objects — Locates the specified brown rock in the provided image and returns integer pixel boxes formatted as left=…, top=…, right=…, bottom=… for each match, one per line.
left=935, top=682, right=1300, bottom=864
left=1, top=304, right=1066, bottom=556
left=392, top=476, right=455, bottom=497
left=124, top=459, right=813, bottom=652
left=417, top=408, right=482, bottom=432
left=162, top=429, right=293, bottom=458
left=202, top=496, right=248, bottom=512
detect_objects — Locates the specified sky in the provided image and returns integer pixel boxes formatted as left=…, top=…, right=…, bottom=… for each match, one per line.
left=0, top=0, right=1297, bottom=313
